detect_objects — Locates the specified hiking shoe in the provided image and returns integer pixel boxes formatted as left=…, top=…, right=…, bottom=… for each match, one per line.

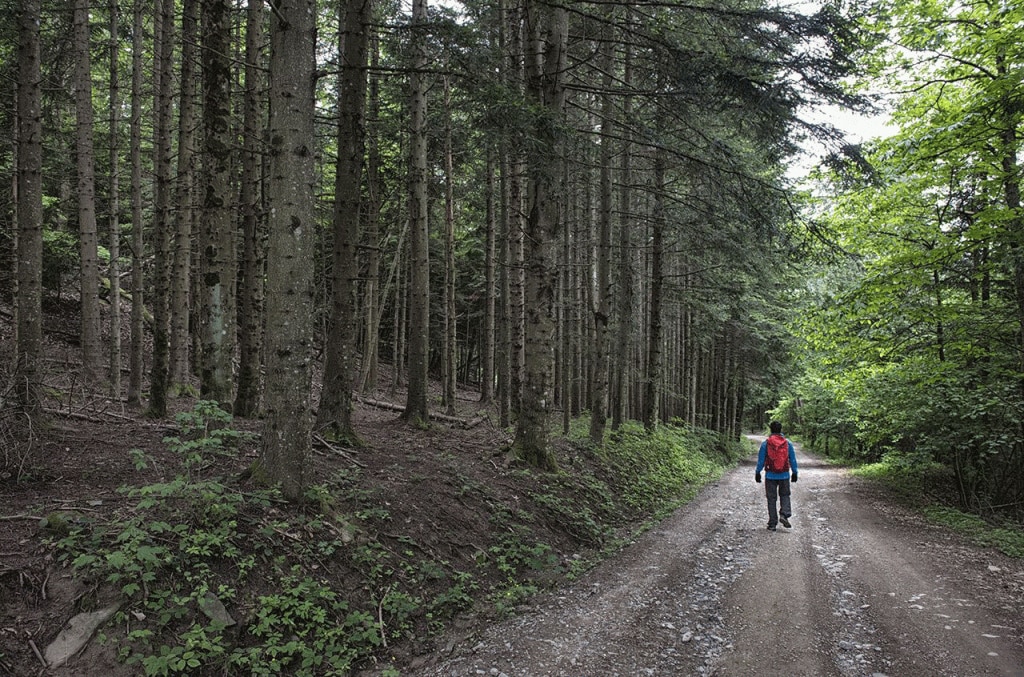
left=779, top=516, right=791, bottom=528
left=767, top=525, right=777, bottom=531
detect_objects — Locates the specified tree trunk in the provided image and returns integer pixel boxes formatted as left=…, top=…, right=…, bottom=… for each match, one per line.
left=559, top=180, right=571, bottom=435
left=403, top=0, right=431, bottom=425
left=507, top=1, right=526, bottom=419
left=513, top=0, right=567, bottom=471
left=643, top=146, right=665, bottom=432
left=234, top=0, right=266, bottom=418
left=74, top=0, right=103, bottom=387
left=611, top=30, right=633, bottom=430
left=510, top=167, right=526, bottom=418
left=147, top=0, right=176, bottom=417
left=169, top=0, right=197, bottom=392
left=358, top=34, right=383, bottom=395
left=107, top=0, right=122, bottom=400
left=199, top=0, right=237, bottom=407
left=498, top=148, right=512, bottom=426
left=480, top=148, right=497, bottom=404
left=15, top=0, right=43, bottom=411
left=443, top=77, right=457, bottom=415
left=588, top=11, right=614, bottom=445
left=260, top=0, right=318, bottom=502
left=127, top=0, right=146, bottom=408
left=318, top=0, right=373, bottom=442
left=495, top=0, right=514, bottom=427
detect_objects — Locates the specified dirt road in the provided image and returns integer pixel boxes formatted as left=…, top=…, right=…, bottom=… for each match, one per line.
left=388, top=441, right=1024, bottom=676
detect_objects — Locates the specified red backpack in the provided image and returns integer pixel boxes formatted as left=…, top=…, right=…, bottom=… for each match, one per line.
left=765, top=434, right=790, bottom=473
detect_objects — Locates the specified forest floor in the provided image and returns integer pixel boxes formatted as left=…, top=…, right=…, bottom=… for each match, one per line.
left=0, top=371, right=536, bottom=676
left=375, top=445, right=1024, bottom=677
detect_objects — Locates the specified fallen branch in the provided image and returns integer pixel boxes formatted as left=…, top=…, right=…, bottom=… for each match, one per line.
left=377, top=586, right=391, bottom=649
left=28, top=638, right=46, bottom=667
left=358, top=397, right=404, bottom=413
left=42, top=407, right=175, bottom=430
left=0, top=514, right=44, bottom=522
left=312, top=434, right=368, bottom=468
left=357, top=398, right=485, bottom=428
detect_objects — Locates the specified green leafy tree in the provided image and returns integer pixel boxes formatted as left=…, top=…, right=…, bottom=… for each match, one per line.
left=794, top=0, right=1024, bottom=515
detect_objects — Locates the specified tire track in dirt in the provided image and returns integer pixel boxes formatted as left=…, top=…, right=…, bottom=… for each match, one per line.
left=715, top=454, right=883, bottom=676
left=803, top=463, right=1024, bottom=676
left=716, top=443, right=1024, bottom=676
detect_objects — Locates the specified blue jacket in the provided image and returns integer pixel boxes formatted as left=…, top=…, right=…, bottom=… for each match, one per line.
left=756, top=435, right=798, bottom=480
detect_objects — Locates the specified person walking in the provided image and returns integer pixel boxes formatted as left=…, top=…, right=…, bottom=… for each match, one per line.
left=755, top=421, right=798, bottom=531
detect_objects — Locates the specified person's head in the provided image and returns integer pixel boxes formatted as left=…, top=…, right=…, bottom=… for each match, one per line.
left=769, top=420, right=782, bottom=435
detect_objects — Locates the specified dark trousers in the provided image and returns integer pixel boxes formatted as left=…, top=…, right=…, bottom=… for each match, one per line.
left=765, top=478, right=791, bottom=528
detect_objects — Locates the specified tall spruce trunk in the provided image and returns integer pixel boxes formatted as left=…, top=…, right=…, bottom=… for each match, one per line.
left=107, top=0, right=122, bottom=400
left=588, top=11, right=615, bottom=445
left=480, top=149, right=496, bottom=404
left=497, top=150, right=512, bottom=426
left=127, top=0, right=146, bottom=408
left=358, top=35, right=383, bottom=394
left=611, top=32, right=633, bottom=430
left=74, top=0, right=103, bottom=386
left=234, top=0, right=266, bottom=417
left=513, top=0, right=567, bottom=471
left=15, top=0, right=43, bottom=411
left=403, top=0, right=431, bottom=425
left=318, top=0, right=373, bottom=441
left=507, top=0, right=526, bottom=418
left=147, top=0, right=176, bottom=417
left=643, top=146, right=666, bottom=431
left=443, top=78, right=457, bottom=414
left=199, top=0, right=237, bottom=407
left=260, top=0, right=318, bottom=501
left=169, top=0, right=197, bottom=392
left=495, top=0, right=514, bottom=426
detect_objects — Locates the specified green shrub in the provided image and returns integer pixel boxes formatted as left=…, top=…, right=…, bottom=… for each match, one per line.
left=923, top=506, right=1024, bottom=559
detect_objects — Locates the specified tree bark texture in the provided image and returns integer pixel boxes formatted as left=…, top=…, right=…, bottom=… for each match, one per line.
left=318, top=0, right=373, bottom=440
left=107, top=0, right=122, bottom=399
left=200, top=0, right=238, bottom=407
left=74, top=0, right=103, bottom=387
left=147, top=0, right=176, bottom=417
left=234, top=0, right=267, bottom=418
left=260, top=0, right=318, bottom=502
left=403, top=0, right=431, bottom=425
left=481, top=149, right=497, bottom=404
left=611, top=29, right=634, bottom=430
left=588, top=11, right=615, bottom=444
left=514, top=0, right=567, bottom=471
left=15, top=0, right=43, bottom=411
left=443, top=77, right=458, bottom=415
left=169, top=0, right=197, bottom=391
left=127, top=0, right=146, bottom=408
left=643, top=146, right=666, bottom=431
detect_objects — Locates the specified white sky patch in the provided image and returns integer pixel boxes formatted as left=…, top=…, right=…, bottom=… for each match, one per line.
left=787, top=102, right=893, bottom=179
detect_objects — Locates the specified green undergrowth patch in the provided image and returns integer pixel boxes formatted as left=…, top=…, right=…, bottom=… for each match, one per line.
left=922, top=506, right=1024, bottom=559
left=850, top=455, right=1024, bottom=559
left=50, top=402, right=409, bottom=676
left=585, top=420, right=743, bottom=518
left=49, top=402, right=744, bottom=676
left=849, top=454, right=950, bottom=503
